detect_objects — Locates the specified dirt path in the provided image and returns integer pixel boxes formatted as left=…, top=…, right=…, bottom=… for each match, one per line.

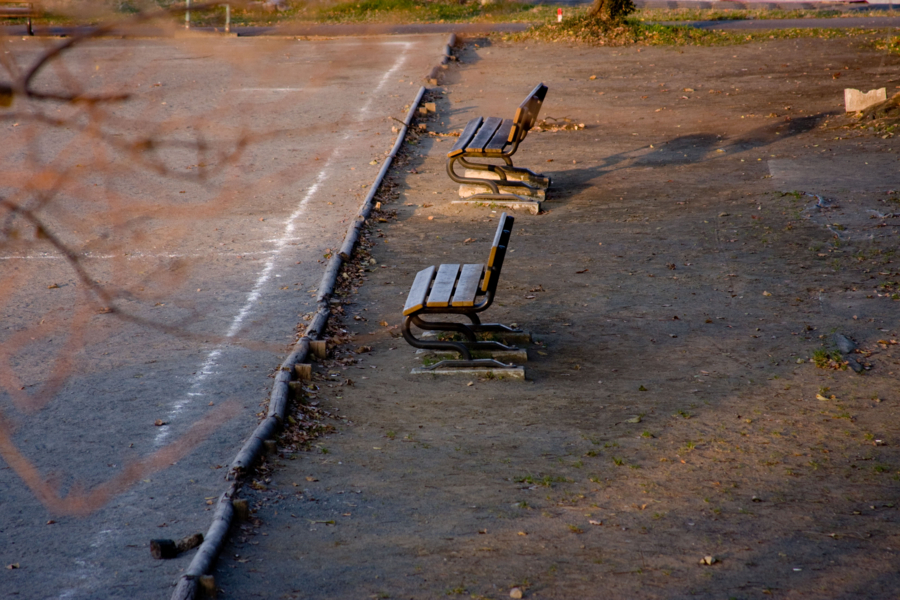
left=213, top=37, right=900, bottom=599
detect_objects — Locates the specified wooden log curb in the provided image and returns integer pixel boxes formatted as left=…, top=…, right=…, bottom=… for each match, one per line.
left=168, top=33, right=454, bottom=598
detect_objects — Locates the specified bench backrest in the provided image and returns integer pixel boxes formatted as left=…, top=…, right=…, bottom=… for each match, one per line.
left=508, top=82, right=548, bottom=144
left=482, top=213, right=515, bottom=294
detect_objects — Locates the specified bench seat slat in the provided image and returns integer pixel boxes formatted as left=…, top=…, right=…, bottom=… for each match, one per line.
left=466, top=116, right=502, bottom=153
left=451, top=264, right=484, bottom=307
left=426, top=263, right=460, bottom=308
left=448, top=117, right=483, bottom=158
left=403, top=266, right=435, bottom=316
left=484, top=119, right=514, bottom=155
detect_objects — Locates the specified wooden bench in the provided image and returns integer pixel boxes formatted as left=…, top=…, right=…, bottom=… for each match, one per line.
left=0, top=1, right=35, bottom=35
left=446, top=83, right=550, bottom=203
left=402, top=213, right=523, bottom=370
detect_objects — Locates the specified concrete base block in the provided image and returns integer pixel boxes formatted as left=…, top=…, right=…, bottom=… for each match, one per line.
left=463, top=168, right=549, bottom=189
left=845, top=88, right=886, bottom=112
left=420, top=330, right=533, bottom=345
left=410, top=366, right=526, bottom=379
left=415, top=348, right=529, bottom=363
left=459, top=183, right=545, bottom=200
left=460, top=169, right=547, bottom=198
left=451, top=198, right=541, bottom=215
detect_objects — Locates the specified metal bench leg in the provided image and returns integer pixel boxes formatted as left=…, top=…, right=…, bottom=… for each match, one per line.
left=403, top=316, right=473, bottom=360
left=447, top=156, right=500, bottom=194
left=470, top=323, right=525, bottom=335
left=404, top=316, right=518, bottom=370
left=492, top=157, right=551, bottom=189
left=457, top=156, right=542, bottom=193
left=411, top=315, right=519, bottom=353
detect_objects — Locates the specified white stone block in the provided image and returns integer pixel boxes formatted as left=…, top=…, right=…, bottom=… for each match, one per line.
left=459, top=183, right=545, bottom=200
left=845, top=88, right=886, bottom=112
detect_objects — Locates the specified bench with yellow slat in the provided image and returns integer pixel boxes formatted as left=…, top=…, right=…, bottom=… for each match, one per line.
left=401, top=214, right=523, bottom=370
left=446, top=83, right=551, bottom=201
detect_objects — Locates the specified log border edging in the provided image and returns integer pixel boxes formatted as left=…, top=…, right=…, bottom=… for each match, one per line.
left=168, top=32, right=457, bottom=597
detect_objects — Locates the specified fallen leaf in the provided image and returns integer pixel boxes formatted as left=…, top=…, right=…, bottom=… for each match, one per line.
left=47, top=283, right=59, bottom=289
left=589, top=519, right=602, bottom=525
left=624, top=416, right=642, bottom=424
left=463, top=238, right=476, bottom=244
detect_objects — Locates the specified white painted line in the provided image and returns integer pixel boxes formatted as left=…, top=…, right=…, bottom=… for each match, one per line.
left=58, top=40, right=415, bottom=600
left=153, top=41, right=412, bottom=447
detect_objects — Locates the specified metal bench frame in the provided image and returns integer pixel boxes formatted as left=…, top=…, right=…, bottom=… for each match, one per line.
left=0, top=1, right=34, bottom=35
left=446, top=83, right=550, bottom=203
left=402, top=213, right=522, bottom=370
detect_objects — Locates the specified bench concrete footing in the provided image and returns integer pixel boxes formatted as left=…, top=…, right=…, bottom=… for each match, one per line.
left=420, top=330, right=533, bottom=345
left=459, top=183, right=545, bottom=200
left=410, top=366, right=526, bottom=379
left=460, top=169, right=547, bottom=200
left=451, top=198, right=541, bottom=215
left=462, top=168, right=549, bottom=188
left=416, top=348, right=528, bottom=363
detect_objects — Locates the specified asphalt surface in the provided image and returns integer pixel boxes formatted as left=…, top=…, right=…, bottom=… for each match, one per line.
left=685, top=15, right=900, bottom=29
left=0, top=33, right=446, bottom=599
left=3, top=12, right=900, bottom=39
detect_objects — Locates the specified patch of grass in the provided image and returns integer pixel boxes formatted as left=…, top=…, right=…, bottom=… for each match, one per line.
left=812, top=348, right=848, bottom=370
left=872, top=34, right=900, bottom=55
left=316, top=0, right=544, bottom=24
left=510, top=11, right=881, bottom=47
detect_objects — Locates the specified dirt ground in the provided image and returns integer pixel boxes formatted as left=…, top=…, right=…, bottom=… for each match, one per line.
left=212, top=35, right=900, bottom=599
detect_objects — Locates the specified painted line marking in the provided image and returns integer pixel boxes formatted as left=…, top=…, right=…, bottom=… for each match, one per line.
left=57, top=40, right=415, bottom=600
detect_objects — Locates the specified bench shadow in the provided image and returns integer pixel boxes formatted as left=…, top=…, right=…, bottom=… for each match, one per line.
left=543, top=111, right=837, bottom=203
